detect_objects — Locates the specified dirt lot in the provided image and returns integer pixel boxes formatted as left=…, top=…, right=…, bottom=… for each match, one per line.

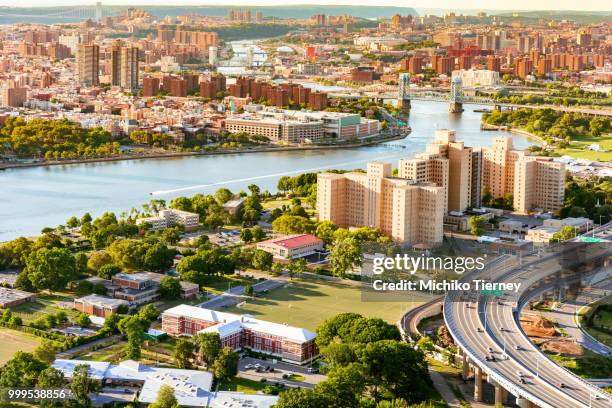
left=520, top=313, right=557, bottom=337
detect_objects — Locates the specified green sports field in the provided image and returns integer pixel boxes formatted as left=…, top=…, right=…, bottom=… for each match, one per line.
left=223, top=279, right=427, bottom=331
left=0, top=328, right=41, bottom=364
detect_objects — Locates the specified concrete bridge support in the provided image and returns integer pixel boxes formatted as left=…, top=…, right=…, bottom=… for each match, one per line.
left=398, top=98, right=411, bottom=115
left=461, top=353, right=469, bottom=380
left=474, top=366, right=483, bottom=402
left=449, top=101, right=464, bottom=113
left=494, top=383, right=507, bottom=406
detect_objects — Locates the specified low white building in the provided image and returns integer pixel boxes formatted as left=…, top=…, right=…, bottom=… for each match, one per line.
left=136, top=208, right=200, bottom=231
left=452, top=69, right=500, bottom=88
left=52, top=359, right=278, bottom=408
left=256, top=234, right=324, bottom=259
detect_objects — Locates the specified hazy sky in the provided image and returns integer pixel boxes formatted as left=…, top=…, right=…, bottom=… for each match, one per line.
left=0, top=0, right=609, bottom=11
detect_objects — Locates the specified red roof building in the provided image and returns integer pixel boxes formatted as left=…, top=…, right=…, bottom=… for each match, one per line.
left=256, top=234, right=324, bottom=259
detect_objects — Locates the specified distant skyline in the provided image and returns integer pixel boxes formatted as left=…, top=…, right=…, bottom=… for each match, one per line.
left=0, top=0, right=610, bottom=12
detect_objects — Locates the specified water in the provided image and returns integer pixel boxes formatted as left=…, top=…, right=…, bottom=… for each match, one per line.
left=0, top=101, right=538, bottom=241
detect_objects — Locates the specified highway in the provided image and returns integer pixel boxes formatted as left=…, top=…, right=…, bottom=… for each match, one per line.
left=444, top=225, right=612, bottom=408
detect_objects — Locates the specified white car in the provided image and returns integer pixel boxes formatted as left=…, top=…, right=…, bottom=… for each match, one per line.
left=516, top=370, right=524, bottom=377
left=245, top=364, right=254, bottom=369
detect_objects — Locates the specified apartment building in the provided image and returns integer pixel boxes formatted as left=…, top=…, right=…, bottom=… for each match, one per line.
left=111, top=40, right=139, bottom=91
left=136, top=209, right=200, bottom=231
left=481, top=137, right=525, bottom=199
left=398, top=129, right=473, bottom=213
left=162, top=305, right=318, bottom=364
left=225, top=116, right=323, bottom=144
left=317, top=162, right=445, bottom=247
left=76, top=44, right=99, bottom=86
left=513, top=157, right=565, bottom=214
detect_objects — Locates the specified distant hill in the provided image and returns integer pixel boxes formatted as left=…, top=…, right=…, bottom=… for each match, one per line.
left=494, top=10, right=612, bottom=23
left=0, top=5, right=418, bottom=25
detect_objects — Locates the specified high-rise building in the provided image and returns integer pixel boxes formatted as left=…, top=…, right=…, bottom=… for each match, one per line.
left=514, top=157, right=565, bottom=214
left=398, top=129, right=474, bottom=213
left=111, top=40, right=139, bottom=91
left=317, top=162, right=445, bottom=246
left=142, top=77, right=160, bottom=97
left=76, top=43, right=99, bottom=86
left=1, top=85, right=27, bottom=107
left=481, top=137, right=524, bottom=199
left=486, top=55, right=501, bottom=72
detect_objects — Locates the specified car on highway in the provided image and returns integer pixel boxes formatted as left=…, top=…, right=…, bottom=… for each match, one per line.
left=515, top=345, right=522, bottom=351
left=488, top=347, right=494, bottom=353
left=516, top=370, right=524, bottom=377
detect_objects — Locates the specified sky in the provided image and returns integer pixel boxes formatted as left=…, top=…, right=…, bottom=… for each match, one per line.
left=0, top=0, right=609, bottom=11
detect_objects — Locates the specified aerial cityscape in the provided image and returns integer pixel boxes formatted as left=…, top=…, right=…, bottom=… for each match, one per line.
left=0, top=1, right=610, bottom=407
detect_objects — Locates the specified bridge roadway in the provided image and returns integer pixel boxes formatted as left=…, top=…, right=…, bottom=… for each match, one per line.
left=332, top=90, right=612, bottom=117
left=445, top=225, right=611, bottom=408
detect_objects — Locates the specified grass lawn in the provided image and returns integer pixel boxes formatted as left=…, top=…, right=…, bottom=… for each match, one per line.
left=0, top=328, right=41, bottom=365
left=201, top=275, right=259, bottom=295
left=10, top=293, right=79, bottom=323
left=222, top=278, right=427, bottom=331
left=218, top=377, right=268, bottom=394
left=554, top=133, right=612, bottom=161
left=286, top=374, right=305, bottom=382
left=547, top=350, right=612, bottom=378
left=262, top=198, right=292, bottom=210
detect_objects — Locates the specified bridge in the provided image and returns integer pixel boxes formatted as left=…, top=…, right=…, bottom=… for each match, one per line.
left=442, top=225, right=611, bottom=408
left=0, top=3, right=108, bottom=22
left=331, top=74, right=612, bottom=117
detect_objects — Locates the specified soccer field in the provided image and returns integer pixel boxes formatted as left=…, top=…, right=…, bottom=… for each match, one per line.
left=0, top=328, right=41, bottom=364
left=223, top=279, right=427, bottom=331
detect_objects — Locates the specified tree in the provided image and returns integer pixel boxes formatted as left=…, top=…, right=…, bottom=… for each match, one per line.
left=144, top=243, right=175, bottom=272
left=33, top=340, right=58, bottom=364
left=37, top=367, right=64, bottom=388
left=159, top=276, right=182, bottom=300
left=316, top=313, right=362, bottom=348
left=160, top=227, right=181, bottom=245
left=415, top=336, right=435, bottom=353
left=195, top=332, right=222, bottom=367
left=240, top=228, right=253, bottom=243
left=119, top=316, right=145, bottom=359
left=173, top=338, right=195, bottom=369
left=87, top=251, right=113, bottom=272
left=288, top=257, right=307, bottom=279
left=138, top=304, right=160, bottom=325
left=74, top=252, right=88, bottom=273
left=252, top=249, right=273, bottom=271
left=71, top=364, right=94, bottom=407
left=149, top=384, right=178, bottom=408
left=273, top=388, right=331, bottom=408
left=270, top=262, right=284, bottom=276
left=0, top=352, right=47, bottom=387
left=66, top=216, right=80, bottom=229
left=97, top=263, right=121, bottom=279
left=25, top=247, right=77, bottom=292
left=468, top=215, right=486, bottom=236
left=212, top=347, right=239, bottom=381
left=551, top=225, right=576, bottom=242
left=329, top=237, right=362, bottom=278
left=244, top=284, right=254, bottom=296
left=272, top=215, right=314, bottom=235
left=315, top=363, right=365, bottom=408
left=315, top=221, right=338, bottom=244
left=214, top=188, right=233, bottom=205
left=251, top=225, right=266, bottom=241
left=75, top=313, right=91, bottom=328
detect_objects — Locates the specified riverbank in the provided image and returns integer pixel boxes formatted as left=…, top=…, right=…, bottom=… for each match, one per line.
left=480, top=123, right=548, bottom=146
left=0, top=132, right=407, bottom=171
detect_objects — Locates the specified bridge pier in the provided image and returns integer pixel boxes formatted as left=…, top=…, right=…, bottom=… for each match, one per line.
left=494, top=383, right=507, bottom=406
left=516, top=397, right=534, bottom=408
left=494, top=104, right=501, bottom=112
left=449, top=101, right=463, bottom=114
left=398, top=98, right=411, bottom=116
left=461, top=353, right=469, bottom=380
left=474, top=366, right=483, bottom=402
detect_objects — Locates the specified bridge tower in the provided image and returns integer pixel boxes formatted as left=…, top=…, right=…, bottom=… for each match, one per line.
left=449, top=75, right=464, bottom=113
left=397, top=72, right=411, bottom=115
left=95, top=2, right=103, bottom=21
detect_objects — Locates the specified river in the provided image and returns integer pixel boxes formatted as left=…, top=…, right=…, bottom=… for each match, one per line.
left=0, top=101, right=538, bottom=241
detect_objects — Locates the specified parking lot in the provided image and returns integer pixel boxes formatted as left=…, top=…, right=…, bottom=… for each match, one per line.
left=237, top=356, right=326, bottom=388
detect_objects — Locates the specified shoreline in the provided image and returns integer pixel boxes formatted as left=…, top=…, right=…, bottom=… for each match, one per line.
left=0, top=133, right=407, bottom=171
left=480, top=123, right=548, bottom=146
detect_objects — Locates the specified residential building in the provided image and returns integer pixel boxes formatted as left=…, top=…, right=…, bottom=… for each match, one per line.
left=452, top=69, right=500, bottom=88
left=111, top=40, right=139, bottom=91
left=513, top=157, right=565, bottom=214
left=399, top=129, right=474, bottom=213
left=136, top=208, right=200, bottom=231
left=317, top=162, right=445, bottom=247
left=76, top=44, right=99, bottom=86
left=481, top=137, right=524, bottom=199
left=256, top=234, right=324, bottom=259
left=161, top=305, right=318, bottom=364
left=1, top=86, right=27, bottom=107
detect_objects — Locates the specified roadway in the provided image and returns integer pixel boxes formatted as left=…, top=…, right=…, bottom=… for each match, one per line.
left=444, top=224, right=611, bottom=408
left=537, top=282, right=612, bottom=356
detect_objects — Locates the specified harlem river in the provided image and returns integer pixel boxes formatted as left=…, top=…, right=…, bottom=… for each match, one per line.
left=0, top=100, right=539, bottom=241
